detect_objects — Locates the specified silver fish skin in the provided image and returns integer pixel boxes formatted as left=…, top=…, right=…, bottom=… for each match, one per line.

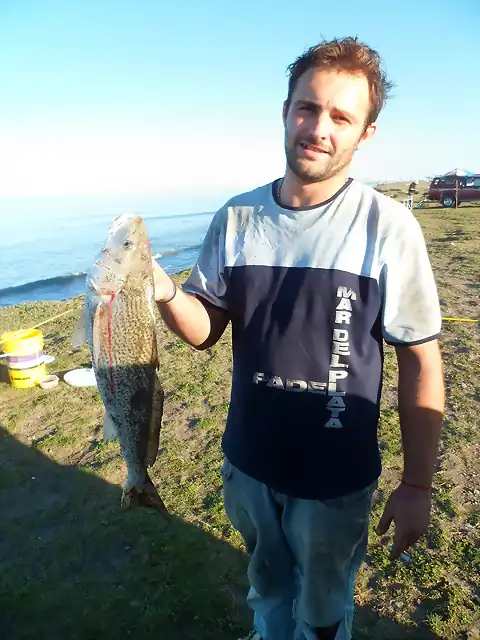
left=79, top=213, right=168, bottom=518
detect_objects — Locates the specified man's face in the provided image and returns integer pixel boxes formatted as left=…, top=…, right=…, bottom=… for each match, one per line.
left=283, top=68, right=376, bottom=184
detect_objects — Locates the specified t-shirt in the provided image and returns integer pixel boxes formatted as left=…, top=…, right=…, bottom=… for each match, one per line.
left=183, top=178, right=442, bottom=500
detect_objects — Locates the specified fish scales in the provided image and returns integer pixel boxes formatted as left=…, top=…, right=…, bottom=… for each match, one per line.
left=77, top=214, right=169, bottom=518
left=91, top=290, right=157, bottom=477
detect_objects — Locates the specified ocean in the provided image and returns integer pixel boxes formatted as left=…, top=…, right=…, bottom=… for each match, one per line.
left=0, top=209, right=215, bottom=307
left=0, top=180, right=384, bottom=308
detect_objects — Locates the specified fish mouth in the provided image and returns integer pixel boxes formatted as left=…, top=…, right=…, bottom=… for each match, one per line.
left=89, top=261, right=127, bottom=296
left=88, top=278, right=101, bottom=294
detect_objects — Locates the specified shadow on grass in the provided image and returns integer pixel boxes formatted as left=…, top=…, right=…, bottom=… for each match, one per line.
left=0, top=364, right=10, bottom=384
left=353, top=604, right=441, bottom=639
left=0, top=426, right=250, bottom=640
left=0, top=423, right=449, bottom=640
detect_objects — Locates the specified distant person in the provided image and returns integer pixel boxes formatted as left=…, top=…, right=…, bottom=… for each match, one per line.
left=408, top=180, right=418, bottom=196
left=152, top=37, right=445, bottom=640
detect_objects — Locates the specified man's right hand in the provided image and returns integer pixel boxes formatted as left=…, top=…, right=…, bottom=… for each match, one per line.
left=152, top=259, right=177, bottom=303
left=151, top=258, right=229, bottom=349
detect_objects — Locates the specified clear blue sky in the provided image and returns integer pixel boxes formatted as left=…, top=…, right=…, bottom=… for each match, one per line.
left=0, top=0, right=479, bottom=215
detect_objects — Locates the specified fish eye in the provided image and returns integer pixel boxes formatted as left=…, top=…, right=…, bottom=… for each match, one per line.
left=123, top=240, right=133, bottom=249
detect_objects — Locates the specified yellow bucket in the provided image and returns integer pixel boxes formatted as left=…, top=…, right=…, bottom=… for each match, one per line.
left=1, top=329, right=46, bottom=389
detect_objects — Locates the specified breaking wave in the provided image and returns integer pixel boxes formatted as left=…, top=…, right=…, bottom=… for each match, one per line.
left=152, top=244, right=202, bottom=260
left=0, top=243, right=203, bottom=306
left=0, top=272, right=88, bottom=299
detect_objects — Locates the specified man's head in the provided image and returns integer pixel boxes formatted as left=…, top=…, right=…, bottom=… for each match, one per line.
left=283, top=37, right=394, bottom=185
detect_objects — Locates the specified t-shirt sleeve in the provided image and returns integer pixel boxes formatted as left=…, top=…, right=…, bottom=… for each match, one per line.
left=379, top=214, right=442, bottom=346
left=182, top=206, right=229, bottom=310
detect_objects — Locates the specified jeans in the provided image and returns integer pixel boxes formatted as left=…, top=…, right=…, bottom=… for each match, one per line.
left=221, top=457, right=376, bottom=640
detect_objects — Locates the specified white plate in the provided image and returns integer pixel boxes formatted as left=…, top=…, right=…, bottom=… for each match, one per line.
left=63, top=368, right=98, bottom=387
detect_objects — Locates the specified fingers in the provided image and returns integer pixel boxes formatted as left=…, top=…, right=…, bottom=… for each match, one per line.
left=376, top=503, right=393, bottom=536
left=390, top=531, right=417, bottom=560
left=389, top=533, right=406, bottom=560
left=376, top=487, right=431, bottom=562
left=151, top=258, right=166, bottom=280
left=380, top=509, right=421, bottom=560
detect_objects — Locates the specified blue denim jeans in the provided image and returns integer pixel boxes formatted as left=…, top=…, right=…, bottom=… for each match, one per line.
left=221, top=457, right=376, bottom=640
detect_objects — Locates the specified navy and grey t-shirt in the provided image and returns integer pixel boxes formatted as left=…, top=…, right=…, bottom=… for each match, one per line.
left=183, top=178, right=442, bottom=500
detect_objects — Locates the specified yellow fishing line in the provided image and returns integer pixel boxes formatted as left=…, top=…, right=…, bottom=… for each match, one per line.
left=29, top=306, right=81, bottom=330
left=0, top=306, right=81, bottom=345
left=0, top=306, right=476, bottom=350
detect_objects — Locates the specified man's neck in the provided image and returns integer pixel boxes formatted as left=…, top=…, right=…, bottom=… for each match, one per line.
left=279, top=170, right=350, bottom=208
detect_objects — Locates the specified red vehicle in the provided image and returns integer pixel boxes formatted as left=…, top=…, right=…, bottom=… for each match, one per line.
left=427, top=174, right=480, bottom=207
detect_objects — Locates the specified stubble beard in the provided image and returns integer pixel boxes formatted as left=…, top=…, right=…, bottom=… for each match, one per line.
left=284, top=134, right=356, bottom=184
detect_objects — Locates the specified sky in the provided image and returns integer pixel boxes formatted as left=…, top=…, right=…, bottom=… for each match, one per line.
left=0, top=0, right=479, bottom=216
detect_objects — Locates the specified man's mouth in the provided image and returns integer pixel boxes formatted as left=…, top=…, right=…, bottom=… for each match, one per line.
left=299, top=142, right=330, bottom=155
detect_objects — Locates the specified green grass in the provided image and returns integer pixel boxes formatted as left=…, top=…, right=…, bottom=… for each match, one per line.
left=0, top=187, right=479, bottom=639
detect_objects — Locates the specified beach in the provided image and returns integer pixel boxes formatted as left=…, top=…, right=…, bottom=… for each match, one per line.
left=1, top=185, right=479, bottom=639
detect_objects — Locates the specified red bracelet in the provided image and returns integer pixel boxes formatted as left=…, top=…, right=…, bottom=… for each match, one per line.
left=401, top=479, right=432, bottom=492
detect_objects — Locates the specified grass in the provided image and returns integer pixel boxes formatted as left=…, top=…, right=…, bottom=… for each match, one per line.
left=0, top=184, right=479, bottom=639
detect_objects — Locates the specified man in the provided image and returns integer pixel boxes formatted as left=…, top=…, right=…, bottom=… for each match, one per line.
left=406, top=180, right=418, bottom=210
left=408, top=180, right=419, bottom=196
left=153, top=37, right=445, bottom=640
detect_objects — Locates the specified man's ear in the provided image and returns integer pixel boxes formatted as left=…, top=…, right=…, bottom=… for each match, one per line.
left=282, top=100, right=289, bottom=127
left=357, top=122, right=377, bottom=149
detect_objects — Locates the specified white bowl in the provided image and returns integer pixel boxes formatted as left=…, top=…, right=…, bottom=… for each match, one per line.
left=39, top=375, right=59, bottom=390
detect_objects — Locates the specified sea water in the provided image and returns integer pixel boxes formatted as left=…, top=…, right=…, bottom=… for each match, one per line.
left=0, top=206, right=215, bottom=307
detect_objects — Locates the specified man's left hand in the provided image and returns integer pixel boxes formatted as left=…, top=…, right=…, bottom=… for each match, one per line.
left=376, top=483, right=432, bottom=559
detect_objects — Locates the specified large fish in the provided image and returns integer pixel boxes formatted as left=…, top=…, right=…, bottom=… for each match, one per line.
left=74, top=214, right=169, bottom=518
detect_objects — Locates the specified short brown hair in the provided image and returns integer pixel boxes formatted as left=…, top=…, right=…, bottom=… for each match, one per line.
left=285, top=37, right=394, bottom=125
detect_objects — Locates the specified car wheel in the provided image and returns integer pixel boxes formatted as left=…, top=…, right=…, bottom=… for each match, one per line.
left=442, top=194, right=456, bottom=208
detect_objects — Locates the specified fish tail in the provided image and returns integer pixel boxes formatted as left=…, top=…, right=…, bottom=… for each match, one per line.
left=121, top=473, right=169, bottom=520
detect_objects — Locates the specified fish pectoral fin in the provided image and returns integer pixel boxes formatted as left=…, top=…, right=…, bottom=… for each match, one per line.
left=103, top=412, right=118, bottom=442
left=92, top=298, right=106, bottom=366
left=72, top=308, right=88, bottom=347
left=145, top=375, right=165, bottom=468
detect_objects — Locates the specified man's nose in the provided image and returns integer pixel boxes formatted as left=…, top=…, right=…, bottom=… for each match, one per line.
left=311, top=112, right=332, bottom=141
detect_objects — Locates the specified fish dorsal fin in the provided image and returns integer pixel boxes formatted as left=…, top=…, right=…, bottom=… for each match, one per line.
left=145, top=375, right=165, bottom=468
left=146, top=280, right=160, bottom=369
left=152, top=325, right=160, bottom=370
left=72, top=307, right=88, bottom=347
